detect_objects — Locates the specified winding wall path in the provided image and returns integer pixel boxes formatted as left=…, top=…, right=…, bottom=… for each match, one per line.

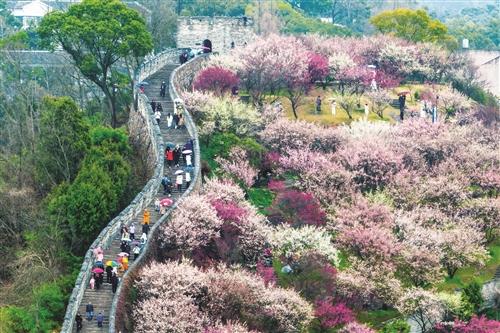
left=61, top=51, right=202, bottom=333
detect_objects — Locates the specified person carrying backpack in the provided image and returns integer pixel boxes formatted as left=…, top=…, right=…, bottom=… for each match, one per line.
left=161, top=175, right=172, bottom=195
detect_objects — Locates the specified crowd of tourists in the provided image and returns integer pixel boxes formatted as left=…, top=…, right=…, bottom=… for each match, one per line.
left=75, top=65, right=196, bottom=331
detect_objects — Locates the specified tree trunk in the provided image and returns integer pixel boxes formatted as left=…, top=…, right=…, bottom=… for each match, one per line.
left=104, top=89, right=118, bottom=128
left=290, top=100, right=299, bottom=119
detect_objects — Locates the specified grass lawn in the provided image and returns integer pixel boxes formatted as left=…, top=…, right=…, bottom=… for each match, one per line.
left=356, top=308, right=401, bottom=329
left=437, top=238, right=500, bottom=292
left=273, top=84, right=438, bottom=126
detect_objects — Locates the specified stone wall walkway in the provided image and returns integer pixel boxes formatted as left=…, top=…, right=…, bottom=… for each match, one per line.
left=74, top=63, right=193, bottom=332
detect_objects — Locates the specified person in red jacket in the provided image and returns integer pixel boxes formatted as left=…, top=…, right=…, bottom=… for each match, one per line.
left=165, top=147, right=174, bottom=167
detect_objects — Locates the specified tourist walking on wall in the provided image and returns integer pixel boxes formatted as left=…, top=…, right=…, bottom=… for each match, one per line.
left=176, top=173, right=183, bottom=192
left=165, top=147, right=174, bottom=167
left=364, top=103, right=369, bottom=121
left=86, top=302, right=94, bottom=321
left=140, top=233, right=147, bottom=247
left=173, top=146, right=181, bottom=167
left=155, top=110, right=161, bottom=125
left=162, top=175, right=172, bottom=196
left=76, top=313, right=83, bottom=331
left=89, top=276, right=95, bottom=290
left=143, top=209, right=150, bottom=225
left=173, top=112, right=180, bottom=129
left=133, top=245, right=140, bottom=260
left=112, top=273, right=118, bottom=293
left=160, top=81, right=166, bottom=97
left=97, top=312, right=104, bottom=328
left=185, top=171, right=191, bottom=189
left=106, top=265, right=113, bottom=284
left=178, top=114, right=185, bottom=129
left=130, top=224, right=135, bottom=241
left=166, top=113, right=173, bottom=128
left=150, top=99, right=157, bottom=112
left=142, top=209, right=150, bottom=234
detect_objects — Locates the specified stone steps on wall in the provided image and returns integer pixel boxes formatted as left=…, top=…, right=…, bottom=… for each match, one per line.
left=72, top=62, right=196, bottom=332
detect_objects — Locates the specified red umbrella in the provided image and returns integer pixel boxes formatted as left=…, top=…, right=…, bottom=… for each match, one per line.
left=160, top=198, right=174, bottom=207
left=92, top=267, right=104, bottom=274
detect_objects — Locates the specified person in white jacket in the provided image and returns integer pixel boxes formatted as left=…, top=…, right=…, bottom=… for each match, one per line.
left=166, top=113, right=173, bottom=128
left=176, top=173, right=183, bottom=192
left=154, top=110, right=161, bottom=125
left=185, top=171, right=191, bottom=188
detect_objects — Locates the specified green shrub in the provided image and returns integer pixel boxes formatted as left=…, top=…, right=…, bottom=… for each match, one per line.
left=0, top=276, right=74, bottom=333
left=247, top=187, right=274, bottom=213
left=461, top=281, right=484, bottom=318
left=202, top=132, right=265, bottom=170
left=47, top=127, right=132, bottom=254
left=381, top=319, right=411, bottom=333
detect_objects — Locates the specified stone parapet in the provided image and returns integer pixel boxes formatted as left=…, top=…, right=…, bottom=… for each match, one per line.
left=60, top=49, right=178, bottom=333
left=108, top=54, right=205, bottom=332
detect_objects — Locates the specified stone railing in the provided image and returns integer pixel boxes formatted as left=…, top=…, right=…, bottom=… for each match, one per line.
left=60, top=49, right=179, bottom=333
left=109, top=55, right=205, bottom=332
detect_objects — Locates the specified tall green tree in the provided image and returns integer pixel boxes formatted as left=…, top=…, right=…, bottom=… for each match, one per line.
left=47, top=126, right=131, bottom=253
left=287, top=0, right=371, bottom=32
left=370, top=8, right=454, bottom=45
left=36, top=96, right=90, bottom=192
left=38, top=0, right=153, bottom=128
left=139, top=0, right=178, bottom=52
left=0, top=0, right=21, bottom=38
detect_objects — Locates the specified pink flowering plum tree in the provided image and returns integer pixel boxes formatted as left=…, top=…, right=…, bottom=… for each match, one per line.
left=336, top=225, right=400, bottom=263
left=203, top=265, right=314, bottom=332
left=133, top=261, right=314, bottom=333
left=133, top=261, right=208, bottom=333
left=339, top=141, right=403, bottom=192
left=307, top=52, right=329, bottom=83
left=459, top=198, right=500, bottom=242
left=434, top=315, right=500, bottom=333
left=292, top=252, right=338, bottom=301
left=336, top=259, right=403, bottom=309
left=193, top=66, right=239, bottom=96
left=259, top=117, right=343, bottom=153
left=366, top=89, right=392, bottom=119
left=280, top=49, right=311, bottom=119
left=266, top=189, right=326, bottom=227
left=202, top=178, right=246, bottom=204
left=216, top=147, right=258, bottom=188
left=395, top=213, right=488, bottom=278
left=204, top=322, right=258, bottom=333
left=278, top=148, right=353, bottom=207
left=314, top=299, right=354, bottom=329
left=397, top=288, right=445, bottom=333
left=159, top=194, right=223, bottom=254
left=235, top=35, right=308, bottom=108
left=159, top=183, right=269, bottom=267
left=390, top=119, right=460, bottom=170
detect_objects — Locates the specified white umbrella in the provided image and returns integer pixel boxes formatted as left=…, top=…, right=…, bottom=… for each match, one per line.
left=175, top=170, right=184, bottom=175
left=182, top=150, right=192, bottom=154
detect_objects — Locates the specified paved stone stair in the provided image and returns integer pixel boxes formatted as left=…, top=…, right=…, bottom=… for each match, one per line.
left=74, top=62, right=194, bottom=332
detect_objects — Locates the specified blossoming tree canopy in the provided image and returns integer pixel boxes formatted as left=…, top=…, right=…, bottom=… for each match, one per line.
left=133, top=261, right=314, bottom=333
